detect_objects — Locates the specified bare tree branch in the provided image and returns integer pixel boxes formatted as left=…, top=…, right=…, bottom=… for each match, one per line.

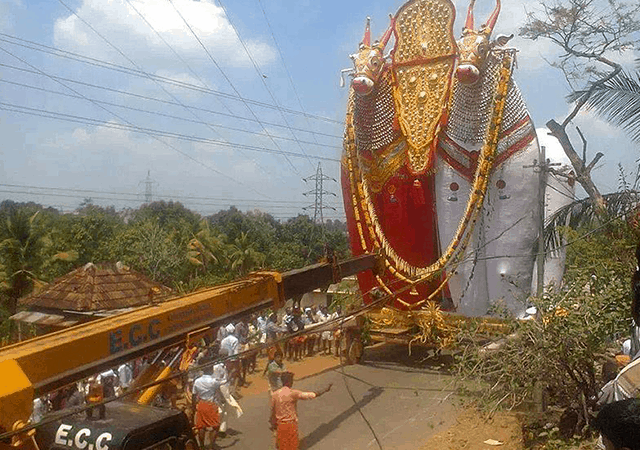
left=576, top=126, right=587, bottom=164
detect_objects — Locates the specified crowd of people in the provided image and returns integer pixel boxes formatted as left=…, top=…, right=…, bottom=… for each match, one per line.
left=189, top=303, right=343, bottom=448
left=27, top=297, right=640, bottom=450
left=28, top=302, right=344, bottom=449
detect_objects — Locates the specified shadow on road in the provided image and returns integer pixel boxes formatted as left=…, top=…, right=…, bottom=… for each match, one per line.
left=335, top=370, right=454, bottom=394
left=362, top=343, right=455, bottom=372
left=300, top=386, right=384, bottom=449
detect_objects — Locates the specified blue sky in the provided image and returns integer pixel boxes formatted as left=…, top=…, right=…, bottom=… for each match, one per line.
left=0, top=0, right=637, bottom=220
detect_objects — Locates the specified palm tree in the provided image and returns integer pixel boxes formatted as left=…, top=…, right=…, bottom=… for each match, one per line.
left=0, top=207, right=46, bottom=318
left=543, top=64, right=640, bottom=249
left=187, top=219, right=224, bottom=274
left=229, top=232, right=265, bottom=276
left=544, top=190, right=640, bottom=253
left=574, top=68, right=640, bottom=143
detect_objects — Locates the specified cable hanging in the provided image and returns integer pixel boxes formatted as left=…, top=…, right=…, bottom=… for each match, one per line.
left=0, top=101, right=340, bottom=162
left=0, top=61, right=343, bottom=141
left=0, top=77, right=341, bottom=151
left=0, top=45, right=269, bottom=199
left=216, top=0, right=316, bottom=171
left=167, top=0, right=302, bottom=177
left=0, top=33, right=344, bottom=125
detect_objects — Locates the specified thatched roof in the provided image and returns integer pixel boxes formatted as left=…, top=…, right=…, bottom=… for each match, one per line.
left=19, top=262, right=173, bottom=312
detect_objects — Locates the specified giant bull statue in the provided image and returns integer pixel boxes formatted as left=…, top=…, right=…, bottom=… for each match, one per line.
left=341, top=0, right=571, bottom=317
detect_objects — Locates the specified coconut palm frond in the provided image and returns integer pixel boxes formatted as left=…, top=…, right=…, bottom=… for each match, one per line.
left=569, top=71, right=640, bottom=143
left=544, top=191, right=640, bottom=253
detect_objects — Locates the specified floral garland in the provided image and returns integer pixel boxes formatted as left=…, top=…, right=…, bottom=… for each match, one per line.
left=344, top=53, right=514, bottom=309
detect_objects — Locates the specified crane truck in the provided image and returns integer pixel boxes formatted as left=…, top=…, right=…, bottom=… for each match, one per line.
left=0, top=254, right=378, bottom=450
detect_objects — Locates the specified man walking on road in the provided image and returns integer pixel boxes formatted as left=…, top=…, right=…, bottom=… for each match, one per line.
left=270, top=371, right=332, bottom=450
left=192, top=364, right=223, bottom=448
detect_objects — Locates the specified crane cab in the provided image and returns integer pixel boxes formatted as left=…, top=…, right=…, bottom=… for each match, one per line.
left=35, top=402, right=198, bottom=450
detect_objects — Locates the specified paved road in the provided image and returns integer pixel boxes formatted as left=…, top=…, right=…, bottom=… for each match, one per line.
left=214, top=344, right=459, bottom=450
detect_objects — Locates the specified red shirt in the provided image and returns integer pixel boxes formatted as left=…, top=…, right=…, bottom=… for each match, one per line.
left=270, top=386, right=316, bottom=424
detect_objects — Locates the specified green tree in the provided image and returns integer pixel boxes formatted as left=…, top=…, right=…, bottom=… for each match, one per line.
left=68, top=204, right=123, bottom=264
left=0, top=203, right=46, bottom=317
left=125, top=220, right=187, bottom=285
left=229, top=232, right=265, bottom=276
left=135, top=201, right=201, bottom=231
left=187, top=219, right=225, bottom=275
left=457, top=219, right=636, bottom=437
left=575, top=69, right=640, bottom=143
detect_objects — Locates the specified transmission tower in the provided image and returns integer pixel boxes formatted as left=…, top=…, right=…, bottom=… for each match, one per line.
left=303, top=162, right=336, bottom=224
left=139, top=170, right=158, bottom=203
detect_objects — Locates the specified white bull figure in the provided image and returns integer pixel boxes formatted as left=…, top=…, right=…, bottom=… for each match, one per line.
left=341, top=0, right=574, bottom=317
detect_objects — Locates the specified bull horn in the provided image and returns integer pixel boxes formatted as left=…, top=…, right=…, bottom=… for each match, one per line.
left=484, top=0, right=501, bottom=33
left=363, top=16, right=371, bottom=47
left=464, top=0, right=476, bottom=31
left=379, top=14, right=396, bottom=48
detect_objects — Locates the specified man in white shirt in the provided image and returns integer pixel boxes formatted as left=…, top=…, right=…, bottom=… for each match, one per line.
left=220, top=328, right=241, bottom=393
left=193, top=365, right=223, bottom=448
left=220, top=330, right=239, bottom=357
left=30, top=398, right=46, bottom=424
left=257, top=315, right=267, bottom=344
left=117, top=363, right=133, bottom=392
left=214, top=362, right=243, bottom=436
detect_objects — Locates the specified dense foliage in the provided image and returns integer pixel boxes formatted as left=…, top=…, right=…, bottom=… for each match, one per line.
left=0, top=200, right=350, bottom=322
left=456, top=219, right=637, bottom=438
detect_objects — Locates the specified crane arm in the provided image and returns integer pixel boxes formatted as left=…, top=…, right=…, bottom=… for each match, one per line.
left=0, top=254, right=378, bottom=435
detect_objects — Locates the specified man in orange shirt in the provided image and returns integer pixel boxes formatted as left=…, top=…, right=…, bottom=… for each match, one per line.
left=269, top=372, right=331, bottom=450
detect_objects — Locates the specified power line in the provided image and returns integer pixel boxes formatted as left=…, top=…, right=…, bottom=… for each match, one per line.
left=0, top=188, right=342, bottom=211
left=0, top=45, right=269, bottom=199
left=167, top=0, right=301, bottom=176
left=0, top=101, right=340, bottom=162
left=0, top=33, right=344, bottom=126
left=0, top=183, right=318, bottom=205
left=216, top=0, right=315, bottom=170
left=0, top=77, right=341, bottom=151
left=120, top=0, right=283, bottom=183
left=0, top=63, right=342, bottom=142
left=257, top=0, right=322, bottom=146
left=55, top=0, right=285, bottom=184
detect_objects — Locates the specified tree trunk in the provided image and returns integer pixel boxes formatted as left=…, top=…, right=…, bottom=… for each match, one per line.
left=546, top=120, right=607, bottom=217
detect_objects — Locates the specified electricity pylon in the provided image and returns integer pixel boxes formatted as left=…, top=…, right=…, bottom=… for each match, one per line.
left=303, top=163, right=336, bottom=224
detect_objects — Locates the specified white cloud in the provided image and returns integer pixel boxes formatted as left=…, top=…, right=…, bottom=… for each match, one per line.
left=604, top=48, right=639, bottom=73
left=0, top=0, right=21, bottom=33
left=53, top=0, right=276, bottom=70
left=47, top=122, right=173, bottom=159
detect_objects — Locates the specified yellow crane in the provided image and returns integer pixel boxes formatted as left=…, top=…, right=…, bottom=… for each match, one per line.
left=0, top=254, right=378, bottom=449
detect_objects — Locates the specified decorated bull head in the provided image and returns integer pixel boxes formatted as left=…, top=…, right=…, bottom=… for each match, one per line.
left=456, top=0, right=512, bottom=84
left=341, top=16, right=396, bottom=95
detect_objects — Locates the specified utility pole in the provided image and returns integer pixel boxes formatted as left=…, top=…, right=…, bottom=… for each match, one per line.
left=303, top=163, right=336, bottom=224
left=524, top=146, right=561, bottom=297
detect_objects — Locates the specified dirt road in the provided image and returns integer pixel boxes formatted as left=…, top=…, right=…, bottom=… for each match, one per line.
left=212, top=343, right=522, bottom=450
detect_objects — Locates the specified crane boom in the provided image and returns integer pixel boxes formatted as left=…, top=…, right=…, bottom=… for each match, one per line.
left=0, top=254, right=378, bottom=436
